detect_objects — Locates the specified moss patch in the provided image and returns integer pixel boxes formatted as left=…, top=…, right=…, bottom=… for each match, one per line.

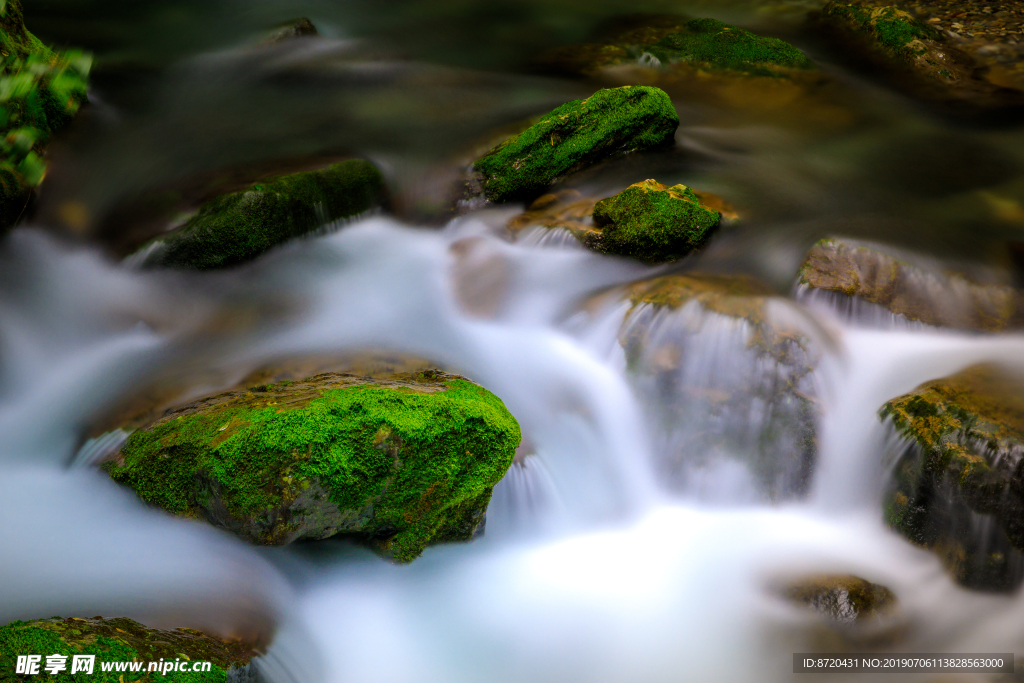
left=0, top=0, right=90, bottom=231
left=818, top=3, right=940, bottom=59
left=104, top=371, right=521, bottom=563
left=589, top=179, right=720, bottom=263
left=0, top=616, right=258, bottom=683
left=472, top=86, right=678, bottom=204
left=138, top=159, right=385, bottom=270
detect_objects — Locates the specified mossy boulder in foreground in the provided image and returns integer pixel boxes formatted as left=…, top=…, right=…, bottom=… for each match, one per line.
left=472, top=86, right=678, bottom=204
left=0, top=0, right=90, bottom=232
left=589, top=179, right=720, bottom=263
left=136, top=159, right=385, bottom=270
left=0, top=616, right=259, bottom=682
left=103, top=371, right=521, bottom=563
left=782, top=574, right=897, bottom=623
left=881, top=364, right=1024, bottom=591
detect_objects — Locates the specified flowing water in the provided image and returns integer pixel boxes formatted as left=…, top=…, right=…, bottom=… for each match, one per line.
left=4, top=0, right=1024, bottom=681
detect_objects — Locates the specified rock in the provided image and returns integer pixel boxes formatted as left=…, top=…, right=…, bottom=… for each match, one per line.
left=618, top=273, right=821, bottom=500
left=809, top=1, right=1024, bottom=113
left=783, top=574, right=897, bottom=623
left=589, top=179, right=721, bottom=264
left=508, top=184, right=735, bottom=263
left=263, top=18, right=319, bottom=44
left=103, top=370, right=521, bottom=563
left=471, top=86, right=678, bottom=204
left=133, top=159, right=385, bottom=270
left=0, top=0, right=90, bottom=232
left=799, top=238, right=1024, bottom=331
left=539, top=16, right=816, bottom=80
left=0, top=616, right=260, bottom=681
left=881, top=364, right=1024, bottom=591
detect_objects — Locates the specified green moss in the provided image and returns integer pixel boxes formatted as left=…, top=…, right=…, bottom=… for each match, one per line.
left=105, top=372, right=521, bottom=563
left=0, top=0, right=90, bottom=232
left=589, top=179, right=720, bottom=263
left=648, top=18, right=815, bottom=77
left=819, top=2, right=941, bottom=60
left=473, top=86, right=678, bottom=204
left=0, top=617, right=257, bottom=682
left=139, top=159, right=385, bottom=270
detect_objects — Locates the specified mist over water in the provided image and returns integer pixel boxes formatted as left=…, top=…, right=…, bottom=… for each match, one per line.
left=3, top=0, right=1024, bottom=680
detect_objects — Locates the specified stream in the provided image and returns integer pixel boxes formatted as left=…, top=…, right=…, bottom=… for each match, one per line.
left=4, top=0, right=1024, bottom=681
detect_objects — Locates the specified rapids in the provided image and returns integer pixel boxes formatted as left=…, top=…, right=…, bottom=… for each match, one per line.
left=3, top=0, right=1024, bottom=681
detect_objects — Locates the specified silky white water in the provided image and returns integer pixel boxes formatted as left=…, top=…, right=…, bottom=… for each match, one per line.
left=3, top=216, right=1024, bottom=683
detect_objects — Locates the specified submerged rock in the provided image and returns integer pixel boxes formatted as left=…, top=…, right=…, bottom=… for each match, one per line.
left=103, top=370, right=521, bottom=563
left=589, top=180, right=721, bottom=264
left=0, top=0, right=90, bottom=232
left=799, top=238, right=1024, bottom=331
left=540, top=16, right=816, bottom=80
left=881, top=364, right=1024, bottom=591
left=617, top=273, right=821, bottom=500
left=471, top=86, right=678, bottom=204
left=263, top=17, right=319, bottom=44
left=134, top=159, right=385, bottom=270
left=0, top=616, right=260, bottom=682
left=810, top=1, right=1024, bottom=112
left=783, top=574, right=897, bottom=623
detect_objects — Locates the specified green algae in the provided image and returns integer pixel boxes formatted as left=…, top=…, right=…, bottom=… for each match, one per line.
left=589, top=179, right=720, bottom=264
left=648, top=18, right=815, bottom=77
left=473, top=86, right=678, bottom=204
left=139, top=159, right=385, bottom=270
left=104, top=372, right=521, bottom=563
left=0, top=0, right=90, bottom=231
left=0, top=616, right=257, bottom=683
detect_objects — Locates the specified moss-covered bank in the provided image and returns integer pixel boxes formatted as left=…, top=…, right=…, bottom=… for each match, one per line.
left=589, top=179, right=720, bottom=263
left=104, top=370, right=521, bottom=563
left=472, top=86, right=678, bottom=204
left=881, top=364, right=1024, bottom=590
left=136, top=159, right=385, bottom=270
left=0, top=616, right=258, bottom=682
left=0, top=0, right=90, bottom=231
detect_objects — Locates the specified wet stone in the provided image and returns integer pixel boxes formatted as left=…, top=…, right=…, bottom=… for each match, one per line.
left=783, top=574, right=897, bottom=623
left=881, top=364, right=1024, bottom=591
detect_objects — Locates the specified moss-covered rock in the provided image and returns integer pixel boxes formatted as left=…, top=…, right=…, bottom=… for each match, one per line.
left=135, top=159, right=385, bottom=270
left=881, top=364, right=1024, bottom=591
left=783, top=574, right=897, bottom=623
left=540, top=16, right=815, bottom=80
left=588, top=179, right=720, bottom=263
left=0, top=0, right=90, bottom=232
left=103, top=370, right=521, bottom=563
left=0, top=616, right=259, bottom=682
left=617, top=273, right=820, bottom=500
left=810, top=1, right=1024, bottom=112
left=471, top=86, right=678, bottom=204
left=799, top=238, right=1024, bottom=331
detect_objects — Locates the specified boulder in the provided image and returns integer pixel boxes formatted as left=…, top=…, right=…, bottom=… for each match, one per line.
left=589, top=179, right=720, bottom=263
left=263, top=17, right=319, bottom=45
left=539, top=16, right=816, bottom=81
left=618, top=273, right=820, bottom=500
left=0, top=616, right=260, bottom=682
left=810, top=1, right=1024, bottom=112
left=134, top=159, right=385, bottom=270
left=471, top=86, right=678, bottom=204
left=508, top=183, right=735, bottom=264
left=0, top=0, right=90, bottom=232
left=881, top=364, right=1024, bottom=591
left=799, top=238, right=1024, bottom=331
left=103, top=370, right=521, bottom=563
